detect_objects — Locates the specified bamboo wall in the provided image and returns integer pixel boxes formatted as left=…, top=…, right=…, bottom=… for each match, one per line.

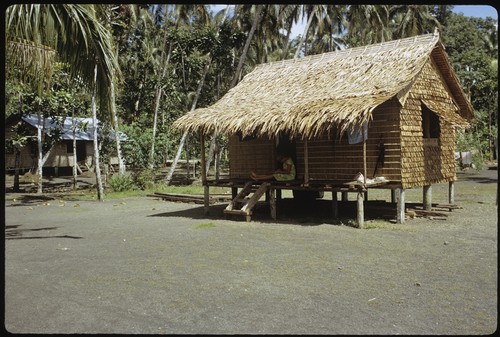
left=5, top=141, right=94, bottom=169
left=295, top=98, right=402, bottom=182
left=226, top=99, right=402, bottom=183
left=226, top=60, right=460, bottom=186
left=400, top=61, right=458, bottom=188
left=5, top=127, right=94, bottom=169
left=228, top=135, right=276, bottom=179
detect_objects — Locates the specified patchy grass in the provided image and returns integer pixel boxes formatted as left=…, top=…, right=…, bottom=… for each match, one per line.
left=363, top=220, right=416, bottom=231
left=194, top=222, right=216, bottom=229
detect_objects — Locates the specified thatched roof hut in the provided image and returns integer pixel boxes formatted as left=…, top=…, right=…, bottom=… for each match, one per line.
left=174, top=31, right=472, bottom=139
left=172, top=31, right=474, bottom=225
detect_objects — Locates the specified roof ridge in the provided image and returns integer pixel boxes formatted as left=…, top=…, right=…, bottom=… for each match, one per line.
left=258, top=33, right=438, bottom=69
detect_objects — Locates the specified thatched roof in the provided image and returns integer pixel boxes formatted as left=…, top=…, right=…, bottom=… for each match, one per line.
left=173, top=31, right=473, bottom=139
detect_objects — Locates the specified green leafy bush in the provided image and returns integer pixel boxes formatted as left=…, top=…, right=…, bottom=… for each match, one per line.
left=108, top=173, right=134, bottom=192
left=133, top=169, right=156, bottom=190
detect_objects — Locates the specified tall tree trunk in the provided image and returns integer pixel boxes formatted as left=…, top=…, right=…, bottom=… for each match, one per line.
left=36, top=112, right=43, bottom=194
left=167, top=5, right=231, bottom=184
left=294, top=11, right=314, bottom=59
left=165, top=56, right=212, bottom=185
left=110, top=76, right=126, bottom=174
left=148, top=26, right=173, bottom=169
left=92, top=64, right=104, bottom=201
left=72, top=108, right=78, bottom=190
left=13, top=148, right=20, bottom=192
left=230, top=5, right=264, bottom=89
left=204, top=5, right=231, bottom=176
left=281, top=25, right=293, bottom=60
left=149, top=85, right=162, bottom=169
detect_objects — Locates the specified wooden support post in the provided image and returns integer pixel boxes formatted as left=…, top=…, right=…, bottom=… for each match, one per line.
left=204, top=185, right=210, bottom=215
left=357, top=190, right=364, bottom=228
left=269, top=188, right=277, bottom=220
left=304, top=138, right=309, bottom=185
left=200, top=134, right=209, bottom=215
left=448, top=181, right=455, bottom=205
left=391, top=189, right=396, bottom=203
left=423, top=185, right=432, bottom=211
left=332, top=191, right=338, bottom=219
left=397, top=188, right=405, bottom=224
left=342, top=192, right=348, bottom=201
left=363, top=138, right=367, bottom=184
left=200, top=134, right=206, bottom=184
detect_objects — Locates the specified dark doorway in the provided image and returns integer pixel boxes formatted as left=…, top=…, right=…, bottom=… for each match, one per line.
left=76, top=141, right=86, bottom=162
left=276, top=132, right=296, bottom=165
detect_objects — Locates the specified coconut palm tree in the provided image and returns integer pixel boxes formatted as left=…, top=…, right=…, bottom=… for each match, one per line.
left=278, top=4, right=301, bottom=60
left=389, top=5, right=441, bottom=39
left=230, top=4, right=265, bottom=87
left=149, top=4, right=213, bottom=169
left=5, top=4, right=120, bottom=197
left=346, top=5, right=391, bottom=46
left=165, top=4, right=230, bottom=184
left=294, top=5, right=329, bottom=58
left=308, top=5, right=347, bottom=54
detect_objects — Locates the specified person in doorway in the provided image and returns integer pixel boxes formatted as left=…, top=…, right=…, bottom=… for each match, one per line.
left=250, top=154, right=296, bottom=181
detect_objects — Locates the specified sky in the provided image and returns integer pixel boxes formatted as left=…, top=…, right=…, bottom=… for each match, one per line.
left=210, top=5, right=498, bottom=39
left=289, top=5, right=498, bottom=38
left=452, top=5, right=497, bottom=19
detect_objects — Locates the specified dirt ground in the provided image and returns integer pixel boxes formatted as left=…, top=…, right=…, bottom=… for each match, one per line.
left=3, top=166, right=498, bottom=334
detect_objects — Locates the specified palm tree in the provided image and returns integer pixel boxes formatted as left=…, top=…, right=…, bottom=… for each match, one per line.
left=149, top=4, right=213, bottom=169
left=230, top=4, right=265, bottom=87
left=346, top=5, right=391, bottom=46
left=389, top=5, right=441, bottom=39
left=308, top=5, right=347, bottom=54
left=278, top=4, right=301, bottom=60
left=165, top=4, right=229, bottom=184
left=294, top=5, right=329, bottom=58
left=5, top=4, right=120, bottom=197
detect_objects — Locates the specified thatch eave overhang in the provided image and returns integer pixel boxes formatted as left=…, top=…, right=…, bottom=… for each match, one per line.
left=430, top=43, right=475, bottom=122
left=173, top=31, right=473, bottom=139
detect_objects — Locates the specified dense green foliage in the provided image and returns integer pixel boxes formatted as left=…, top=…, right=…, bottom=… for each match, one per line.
left=5, top=4, right=498, bottom=180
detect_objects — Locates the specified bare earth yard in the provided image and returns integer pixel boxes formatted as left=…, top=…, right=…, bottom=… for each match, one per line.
left=3, top=167, right=498, bottom=334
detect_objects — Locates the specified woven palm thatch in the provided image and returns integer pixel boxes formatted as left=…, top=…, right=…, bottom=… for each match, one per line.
left=173, top=31, right=473, bottom=139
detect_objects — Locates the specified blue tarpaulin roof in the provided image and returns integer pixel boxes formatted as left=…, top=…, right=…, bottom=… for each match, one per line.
left=21, top=114, right=127, bottom=141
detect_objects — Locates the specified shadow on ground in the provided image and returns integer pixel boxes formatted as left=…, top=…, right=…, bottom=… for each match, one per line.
left=148, top=198, right=404, bottom=226
left=5, top=225, right=84, bottom=240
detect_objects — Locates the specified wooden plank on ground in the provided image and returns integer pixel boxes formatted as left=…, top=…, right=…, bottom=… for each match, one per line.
left=149, top=192, right=231, bottom=204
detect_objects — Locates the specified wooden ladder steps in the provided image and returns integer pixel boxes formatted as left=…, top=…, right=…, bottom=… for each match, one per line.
left=224, top=181, right=270, bottom=221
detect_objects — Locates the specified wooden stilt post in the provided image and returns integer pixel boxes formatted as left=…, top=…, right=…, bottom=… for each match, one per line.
left=269, top=188, right=276, bottom=220
left=423, top=185, right=432, bottom=211
left=332, top=191, right=338, bottom=219
left=204, top=185, right=210, bottom=215
left=200, top=134, right=209, bottom=215
left=448, top=181, right=455, bottom=205
left=363, top=138, right=367, bottom=185
left=397, top=188, right=405, bottom=224
left=357, top=189, right=364, bottom=228
left=391, top=189, right=396, bottom=203
left=342, top=192, right=348, bottom=201
left=304, top=138, right=309, bottom=185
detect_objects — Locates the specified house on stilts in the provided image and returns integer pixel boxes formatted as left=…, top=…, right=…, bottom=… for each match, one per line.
left=5, top=114, right=127, bottom=175
left=173, top=31, right=474, bottom=226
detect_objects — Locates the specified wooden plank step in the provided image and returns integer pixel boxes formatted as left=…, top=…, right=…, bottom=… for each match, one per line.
left=223, top=209, right=251, bottom=215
